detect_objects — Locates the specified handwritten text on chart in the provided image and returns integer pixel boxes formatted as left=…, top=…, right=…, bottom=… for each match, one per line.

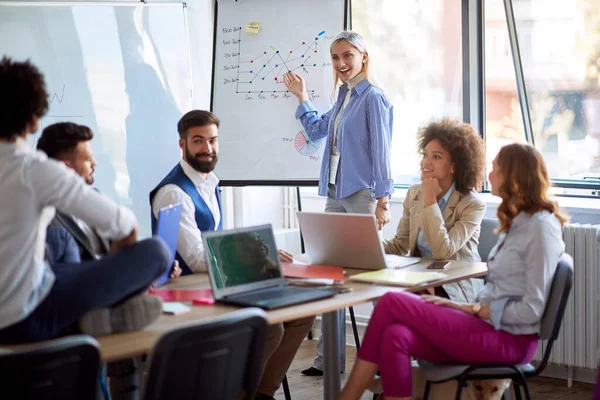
left=243, top=92, right=320, bottom=101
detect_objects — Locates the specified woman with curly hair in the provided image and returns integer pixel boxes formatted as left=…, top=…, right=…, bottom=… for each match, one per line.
left=383, top=118, right=487, bottom=302
left=338, top=143, right=567, bottom=400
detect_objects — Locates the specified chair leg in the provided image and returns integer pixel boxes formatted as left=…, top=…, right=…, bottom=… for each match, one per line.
left=349, top=306, right=361, bottom=350
left=513, top=381, right=523, bottom=400
left=454, top=377, right=465, bottom=400
left=423, top=381, right=432, bottom=400
left=282, top=375, right=292, bottom=400
left=521, top=379, right=532, bottom=400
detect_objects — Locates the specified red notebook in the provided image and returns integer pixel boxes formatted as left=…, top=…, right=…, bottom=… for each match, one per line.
left=149, top=289, right=213, bottom=302
left=281, top=262, right=345, bottom=281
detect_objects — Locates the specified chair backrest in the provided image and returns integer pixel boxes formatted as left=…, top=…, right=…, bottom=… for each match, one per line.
left=0, top=335, right=101, bottom=400
left=143, top=307, right=268, bottom=400
left=478, top=217, right=500, bottom=262
left=540, top=253, right=574, bottom=341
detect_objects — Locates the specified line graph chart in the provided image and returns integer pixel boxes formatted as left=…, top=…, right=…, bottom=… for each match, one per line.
left=236, top=30, right=326, bottom=94
left=46, top=85, right=82, bottom=118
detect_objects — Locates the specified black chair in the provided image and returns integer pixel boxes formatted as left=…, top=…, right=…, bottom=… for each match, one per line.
left=477, top=217, right=500, bottom=262
left=0, top=335, right=101, bottom=400
left=419, top=253, right=574, bottom=400
left=282, top=375, right=292, bottom=400
left=143, top=308, right=268, bottom=400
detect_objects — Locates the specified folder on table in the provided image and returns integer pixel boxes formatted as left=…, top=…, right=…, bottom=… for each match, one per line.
left=348, top=270, right=446, bottom=287
left=281, top=262, right=345, bottom=281
left=149, top=289, right=212, bottom=302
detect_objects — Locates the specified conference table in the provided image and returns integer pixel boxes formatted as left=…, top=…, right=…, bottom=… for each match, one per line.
left=94, top=258, right=487, bottom=400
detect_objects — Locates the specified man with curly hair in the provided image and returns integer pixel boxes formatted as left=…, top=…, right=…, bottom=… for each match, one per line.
left=0, top=56, right=170, bottom=343
left=383, top=118, right=487, bottom=302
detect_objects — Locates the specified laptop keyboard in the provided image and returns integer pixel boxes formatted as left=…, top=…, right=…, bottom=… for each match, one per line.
left=227, top=285, right=335, bottom=309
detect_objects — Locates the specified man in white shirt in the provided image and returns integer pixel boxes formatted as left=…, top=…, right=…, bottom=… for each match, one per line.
left=150, top=110, right=313, bottom=400
left=0, top=57, right=170, bottom=344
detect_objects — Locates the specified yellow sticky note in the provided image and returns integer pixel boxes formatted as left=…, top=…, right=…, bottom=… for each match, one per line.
left=245, top=22, right=261, bottom=34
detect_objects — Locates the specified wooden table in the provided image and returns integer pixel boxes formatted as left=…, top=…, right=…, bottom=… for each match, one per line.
left=0, top=259, right=486, bottom=400
left=96, top=259, right=487, bottom=399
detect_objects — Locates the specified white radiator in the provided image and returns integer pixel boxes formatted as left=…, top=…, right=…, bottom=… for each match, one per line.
left=534, top=224, right=600, bottom=369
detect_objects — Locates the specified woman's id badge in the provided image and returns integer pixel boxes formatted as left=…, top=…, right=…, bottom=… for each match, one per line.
left=329, top=153, right=340, bottom=184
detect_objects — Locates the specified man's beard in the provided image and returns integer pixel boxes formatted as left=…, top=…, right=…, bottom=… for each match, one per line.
left=185, top=147, right=218, bottom=173
left=85, top=171, right=94, bottom=185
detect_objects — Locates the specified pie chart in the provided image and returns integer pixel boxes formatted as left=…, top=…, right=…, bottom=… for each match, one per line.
left=294, top=130, right=320, bottom=156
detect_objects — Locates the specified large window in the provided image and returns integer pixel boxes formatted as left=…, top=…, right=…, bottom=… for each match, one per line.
left=354, top=0, right=600, bottom=191
left=352, top=0, right=463, bottom=186
left=484, top=0, right=527, bottom=171
left=486, top=0, right=600, bottom=185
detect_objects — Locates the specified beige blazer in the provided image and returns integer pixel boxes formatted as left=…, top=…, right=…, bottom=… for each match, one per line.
left=383, top=184, right=486, bottom=302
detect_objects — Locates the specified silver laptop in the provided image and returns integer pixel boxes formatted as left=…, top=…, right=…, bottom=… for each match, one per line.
left=203, top=224, right=336, bottom=309
left=297, top=212, right=421, bottom=270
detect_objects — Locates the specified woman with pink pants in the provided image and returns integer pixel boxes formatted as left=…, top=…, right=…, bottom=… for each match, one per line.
left=339, top=143, right=568, bottom=400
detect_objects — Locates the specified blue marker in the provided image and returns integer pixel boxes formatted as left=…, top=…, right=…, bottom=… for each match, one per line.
left=318, top=31, right=325, bottom=36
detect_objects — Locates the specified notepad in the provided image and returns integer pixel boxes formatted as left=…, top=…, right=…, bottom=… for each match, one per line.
left=162, top=302, right=191, bottom=315
left=349, top=270, right=446, bottom=287
left=245, top=22, right=261, bottom=34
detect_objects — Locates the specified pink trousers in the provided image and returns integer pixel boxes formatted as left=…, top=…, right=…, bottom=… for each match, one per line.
left=357, top=292, right=539, bottom=397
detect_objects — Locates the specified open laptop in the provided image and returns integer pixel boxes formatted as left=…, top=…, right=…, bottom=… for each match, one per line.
left=297, top=211, right=421, bottom=270
left=203, top=224, right=336, bottom=309
left=153, top=203, right=183, bottom=287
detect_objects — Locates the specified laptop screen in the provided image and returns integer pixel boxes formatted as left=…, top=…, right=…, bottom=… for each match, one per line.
left=204, top=224, right=284, bottom=297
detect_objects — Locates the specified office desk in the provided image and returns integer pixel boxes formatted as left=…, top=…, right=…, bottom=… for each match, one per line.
left=0, top=260, right=485, bottom=400
left=96, top=259, right=486, bottom=400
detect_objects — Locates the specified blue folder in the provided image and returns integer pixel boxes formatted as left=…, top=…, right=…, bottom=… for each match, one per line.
left=154, top=202, right=183, bottom=287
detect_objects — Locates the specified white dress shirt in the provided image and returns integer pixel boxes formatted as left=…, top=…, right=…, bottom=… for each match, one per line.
left=151, top=159, right=221, bottom=273
left=0, top=138, right=137, bottom=329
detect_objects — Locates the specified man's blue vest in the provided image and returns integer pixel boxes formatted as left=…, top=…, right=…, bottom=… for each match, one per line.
left=150, top=163, right=222, bottom=276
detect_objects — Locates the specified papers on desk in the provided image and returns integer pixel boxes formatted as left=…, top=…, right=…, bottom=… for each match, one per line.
left=349, top=270, right=446, bottom=287
left=162, top=302, right=191, bottom=315
left=286, top=277, right=340, bottom=286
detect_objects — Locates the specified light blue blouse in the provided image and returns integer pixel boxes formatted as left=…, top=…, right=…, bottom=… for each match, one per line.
left=295, top=79, right=394, bottom=200
left=477, top=211, right=565, bottom=335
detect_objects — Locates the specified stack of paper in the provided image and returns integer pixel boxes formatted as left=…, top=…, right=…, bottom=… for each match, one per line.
left=349, top=270, right=445, bottom=287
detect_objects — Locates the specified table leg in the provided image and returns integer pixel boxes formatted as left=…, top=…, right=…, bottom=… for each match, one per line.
left=323, top=309, right=342, bottom=400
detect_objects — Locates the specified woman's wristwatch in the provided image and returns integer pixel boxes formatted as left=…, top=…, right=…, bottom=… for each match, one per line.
left=377, top=202, right=391, bottom=210
left=472, top=303, right=482, bottom=316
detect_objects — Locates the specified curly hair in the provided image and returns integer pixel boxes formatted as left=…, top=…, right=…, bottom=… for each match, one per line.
left=0, top=57, right=48, bottom=139
left=37, top=122, right=93, bottom=160
left=416, top=118, right=485, bottom=193
left=495, top=143, right=568, bottom=232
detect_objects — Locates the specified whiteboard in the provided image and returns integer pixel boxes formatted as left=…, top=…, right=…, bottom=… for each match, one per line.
left=0, top=3, right=194, bottom=237
left=212, top=0, right=345, bottom=184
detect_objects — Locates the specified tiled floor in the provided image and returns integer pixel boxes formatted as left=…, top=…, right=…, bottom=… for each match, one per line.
left=274, top=340, right=595, bottom=400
